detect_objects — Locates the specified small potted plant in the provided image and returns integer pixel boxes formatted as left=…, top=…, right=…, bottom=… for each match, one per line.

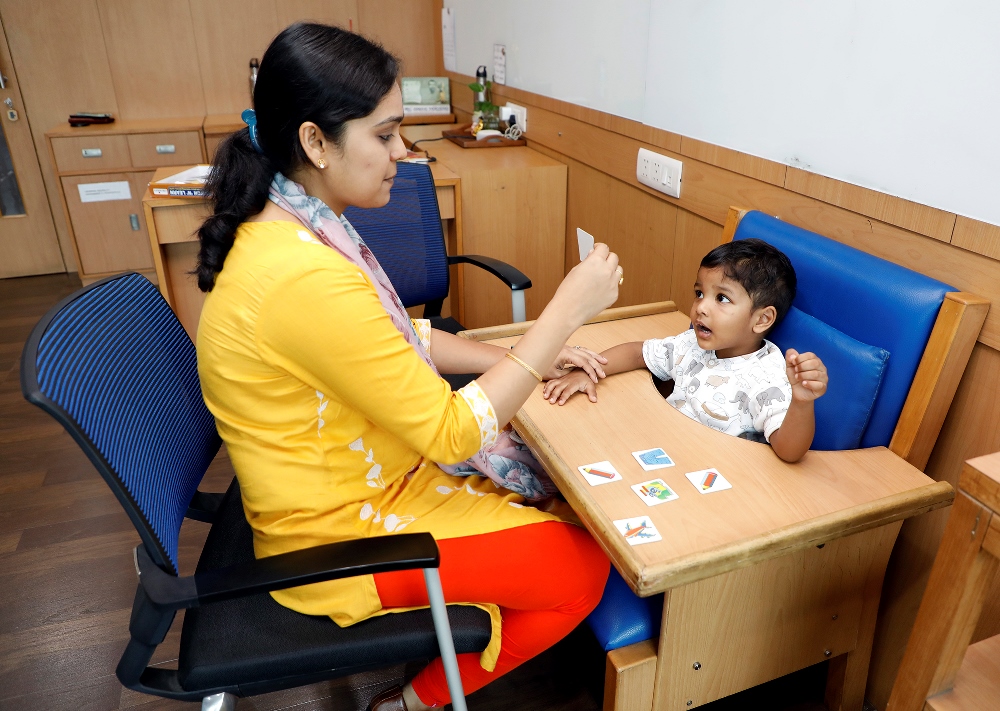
left=468, top=78, right=502, bottom=132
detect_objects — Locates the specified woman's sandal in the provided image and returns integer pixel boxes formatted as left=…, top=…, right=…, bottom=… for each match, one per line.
left=367, top=685, right=408, bottom=711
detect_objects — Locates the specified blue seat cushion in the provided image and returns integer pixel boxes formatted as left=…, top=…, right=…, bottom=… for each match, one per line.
left=734, top=211, right=953, bottom=448
left=586, top=567, right=663, bottom=652
left=769, top=307, right=889, bottom=451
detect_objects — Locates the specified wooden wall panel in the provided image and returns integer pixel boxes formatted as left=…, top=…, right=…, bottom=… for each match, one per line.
left=953, top=215, right=1000, bottom=262
left=784, top=167, right=957, bottom=243
left=276, top=0, right=358, bottom=29
left=679, top=137, right=786, bottom=187
left=357, top=0, right=438, bottom=75
left=867, top=343, right=1000, bottom=709
left=0, top=0, right=119, bottom=268
left=671, top=210, right=723, bottom=316
left=190, top=0, right=278, bottom=116
left=97, top=0, right=206, bottom=119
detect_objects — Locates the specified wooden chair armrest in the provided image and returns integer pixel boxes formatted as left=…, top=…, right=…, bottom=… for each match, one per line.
left=457, top=301, right=677, bottom=341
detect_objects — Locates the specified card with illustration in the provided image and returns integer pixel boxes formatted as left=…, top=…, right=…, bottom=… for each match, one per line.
left=613, top=516, right=663, bottom=545
left=631, top=447, right=675, bottom=471
left=684, top=468, right=732, bottom=494
left=578, top=460, right=623, bottom=486
left=631, top=478, right=679, bottom=506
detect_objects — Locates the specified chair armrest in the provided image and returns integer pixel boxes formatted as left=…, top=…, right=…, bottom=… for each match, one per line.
left=184, top=490, right=225, bottom=523
left=448, top=255, right=532, bottom=291
left=134, top=532, right=439, bottom=610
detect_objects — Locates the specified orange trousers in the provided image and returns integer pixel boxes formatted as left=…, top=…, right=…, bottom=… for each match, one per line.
left=373, top=520, right=610, bottom=707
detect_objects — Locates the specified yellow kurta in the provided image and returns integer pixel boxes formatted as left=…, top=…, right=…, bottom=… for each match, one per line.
left=197, top=221, right=566, bottom=669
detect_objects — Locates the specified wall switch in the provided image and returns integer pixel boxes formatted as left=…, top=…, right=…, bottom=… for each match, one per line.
left=503, top=102, right=527, bottom=133
left=636, top=147, right=682, bottom=198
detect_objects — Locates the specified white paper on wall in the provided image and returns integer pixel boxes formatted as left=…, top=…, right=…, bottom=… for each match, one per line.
left=78, top=181, right=132, bottom=203
left=442, top=8, right=457, bottom=72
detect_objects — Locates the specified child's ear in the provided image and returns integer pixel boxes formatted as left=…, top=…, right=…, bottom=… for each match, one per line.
left=752, top=306, right=777, bottom=334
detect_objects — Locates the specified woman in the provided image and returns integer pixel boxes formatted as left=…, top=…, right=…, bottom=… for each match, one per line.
left=196, top=23, right=623, bottom=711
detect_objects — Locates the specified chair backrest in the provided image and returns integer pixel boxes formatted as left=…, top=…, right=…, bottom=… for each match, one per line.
left=732, top=210, right=954, bottom=449
left=20, top=273, right=221, bottom=574
left=343, top=161, right=450, bottom=309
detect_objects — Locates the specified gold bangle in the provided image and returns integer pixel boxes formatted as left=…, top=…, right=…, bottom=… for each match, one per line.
left=505, top=351, right=543, bottom=382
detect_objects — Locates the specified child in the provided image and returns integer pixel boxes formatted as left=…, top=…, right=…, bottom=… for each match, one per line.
left=543, top=239, right=828, bottom=462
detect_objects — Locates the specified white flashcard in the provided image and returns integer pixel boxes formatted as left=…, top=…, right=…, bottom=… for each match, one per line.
left=684, top=468, right=732, bottom=495
left=631, top=447, right=676, bottom=471
left=577, top=227, right=595, bottom=262
left=578, top=460, right=622, bottom=486
left=631, top=478, right=679, bottom=506
left=613, top=516, right=663, bottom=545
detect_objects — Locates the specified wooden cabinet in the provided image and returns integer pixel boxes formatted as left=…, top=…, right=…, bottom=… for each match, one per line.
left=46, top=118, right=206, bottom=284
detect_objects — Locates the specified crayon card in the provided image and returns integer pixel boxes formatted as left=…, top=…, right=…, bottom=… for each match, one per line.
left=578, top=460, right=623, bottom=486
left=613, top=516, right=663, bottom=546
left=684, top=468, right=732, bottom=494
left=631, top=478, right=679, bottom=506
left=577, top=228, right=595, bottom=261
left=631, top=447, right=675, bottom=471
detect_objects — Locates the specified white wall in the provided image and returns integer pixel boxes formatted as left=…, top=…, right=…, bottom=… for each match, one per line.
left=445, top=0, right=1000, bottom=226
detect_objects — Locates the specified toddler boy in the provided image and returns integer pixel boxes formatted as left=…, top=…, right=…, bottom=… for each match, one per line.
left=543, top=239, right=828, bottom=462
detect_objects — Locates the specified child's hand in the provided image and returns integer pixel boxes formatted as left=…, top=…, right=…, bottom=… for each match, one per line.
left=785, top=349, right=828, bottom=402
left=545, top=344, right=608, bottom=382
left=542, top=370, right=599, bottom=405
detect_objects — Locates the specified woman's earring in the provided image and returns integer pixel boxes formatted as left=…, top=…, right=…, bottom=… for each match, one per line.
left=317, top=158, right=327, bottom=169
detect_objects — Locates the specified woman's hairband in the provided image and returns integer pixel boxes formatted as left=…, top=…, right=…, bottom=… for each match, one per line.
left=242, top=109, right=264, bottom=154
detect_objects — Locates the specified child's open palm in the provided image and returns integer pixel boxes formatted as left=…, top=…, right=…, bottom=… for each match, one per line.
left=785, top=349, right=828, bottom=402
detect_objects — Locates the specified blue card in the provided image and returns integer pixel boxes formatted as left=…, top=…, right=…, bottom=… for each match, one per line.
left=632, top=447, right=675, bottom=471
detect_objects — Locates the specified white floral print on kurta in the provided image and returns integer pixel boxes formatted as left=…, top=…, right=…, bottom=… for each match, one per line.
left=457, top=380, right=499, bottom=448
left=359, top=502, right=416, bottom=532
left=411, top=318, right=432, bottom=353
left=316, top=391, right=328, bottom=437
left=350, top=437, right=385, bottom=489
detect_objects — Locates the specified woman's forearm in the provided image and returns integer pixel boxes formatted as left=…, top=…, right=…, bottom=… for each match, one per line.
left=429, top=328, right=507, bottom=374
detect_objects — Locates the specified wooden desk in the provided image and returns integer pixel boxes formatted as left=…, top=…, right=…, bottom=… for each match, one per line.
left=478, top=307, right=953, bottom=711
left=142, top=162, right=461, bottom=339
left=401, top=124, right=567, bottom=329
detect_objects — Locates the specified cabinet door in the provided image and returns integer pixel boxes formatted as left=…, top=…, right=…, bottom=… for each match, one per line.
left=62, top=172, right=155, bottom=276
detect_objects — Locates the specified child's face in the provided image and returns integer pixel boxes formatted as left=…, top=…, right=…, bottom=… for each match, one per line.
left=689, top=267, right=776, bottom=359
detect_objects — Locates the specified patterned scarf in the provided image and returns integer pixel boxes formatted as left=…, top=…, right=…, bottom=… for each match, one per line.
left=268, top=173, right=438, bottom=375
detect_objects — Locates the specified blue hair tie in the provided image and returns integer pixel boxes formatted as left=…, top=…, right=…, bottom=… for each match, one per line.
left=242, top=108, right=263, bottom=154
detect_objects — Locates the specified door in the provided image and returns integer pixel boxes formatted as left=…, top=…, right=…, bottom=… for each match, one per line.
left=0, top=16, right=64, bottom=278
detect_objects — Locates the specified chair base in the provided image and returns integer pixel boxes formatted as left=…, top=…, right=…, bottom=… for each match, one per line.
left=202, top=692, right=237, bottom=711
left=603, top=640, right=656, bottom=711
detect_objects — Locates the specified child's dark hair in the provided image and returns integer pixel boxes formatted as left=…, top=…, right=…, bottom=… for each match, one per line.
left=700, top=238, right=797, bottom=332
left=195, top=23, right=399, bottom=292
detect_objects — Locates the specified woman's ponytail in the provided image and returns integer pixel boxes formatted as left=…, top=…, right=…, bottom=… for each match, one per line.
left=195, top=128, right=274, bottom=291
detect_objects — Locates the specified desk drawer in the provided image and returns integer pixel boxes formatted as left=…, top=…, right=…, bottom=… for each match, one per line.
left=127, top=132, right=203, bottom=168
left=51, top=135, right=131, bottom=173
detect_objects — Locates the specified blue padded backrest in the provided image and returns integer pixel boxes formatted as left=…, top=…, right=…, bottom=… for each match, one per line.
left=734, top=211, right=954, bottom=448
left=344, top=162, right=450, bottom=308
left=23, top=273, right=220, bottom=573
left=769, top=307, right=890, bottom=450
left=587, top=567, right=663, bottom=652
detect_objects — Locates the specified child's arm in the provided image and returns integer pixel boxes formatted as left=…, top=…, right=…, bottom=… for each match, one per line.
left=769, top=349, right=828, bottom=462
left=542, top=341, right=646, bottom=404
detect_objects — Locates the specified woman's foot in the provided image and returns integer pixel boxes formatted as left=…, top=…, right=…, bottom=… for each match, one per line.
left=367, top=683, right=430, bottom=711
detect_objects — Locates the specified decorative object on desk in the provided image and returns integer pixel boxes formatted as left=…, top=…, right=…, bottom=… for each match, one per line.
left=68, top=112, right=114, bottom=127
left=442, top=125, right=526, bottom=149
left=149, top=164, right=210, bottom=198
left=469, top=66, right=501, bottom=131
left=401, top=77, right=451, bottom=117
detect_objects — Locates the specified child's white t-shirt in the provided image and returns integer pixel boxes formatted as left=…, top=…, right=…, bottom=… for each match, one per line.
left=642, top=329, right=792, bottom=442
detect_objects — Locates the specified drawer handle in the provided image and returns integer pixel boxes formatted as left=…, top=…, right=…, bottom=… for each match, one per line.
left=130, top=214, right=140, bottom=231
left=81, top=148, right=102, bottom=158
left=155, top=144, right=176, bottom=154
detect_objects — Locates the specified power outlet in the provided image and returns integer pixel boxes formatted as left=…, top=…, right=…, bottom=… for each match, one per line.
left=636, top=147, right=682, bottom=198
left=502, top=102, right=527, bottom=133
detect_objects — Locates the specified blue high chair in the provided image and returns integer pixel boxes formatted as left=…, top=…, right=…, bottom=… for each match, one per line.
left=577, top=209, right=988, bottom=711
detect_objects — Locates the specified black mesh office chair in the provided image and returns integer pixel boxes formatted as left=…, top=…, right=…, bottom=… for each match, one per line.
left=20, top=272, right=491, bottom=711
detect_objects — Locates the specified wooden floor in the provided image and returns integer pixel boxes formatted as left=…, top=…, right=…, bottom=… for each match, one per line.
left=0, top=274, right=827, bottom=711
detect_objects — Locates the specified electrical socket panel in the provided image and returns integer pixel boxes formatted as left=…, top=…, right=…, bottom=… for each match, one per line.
left=502, top=102, right=527, bottom=132
left=636, top=147, right=682, bottom=198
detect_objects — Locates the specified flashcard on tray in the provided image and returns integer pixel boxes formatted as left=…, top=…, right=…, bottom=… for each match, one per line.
left=631, top=478, right=679, bottom=506
left=613, top=516, right=662, bottom=545
left=684, top=468, right=732, bottom=494
left=578, top=460, right=622, bottom=486
left=631, top=447, right=675, bottom=471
